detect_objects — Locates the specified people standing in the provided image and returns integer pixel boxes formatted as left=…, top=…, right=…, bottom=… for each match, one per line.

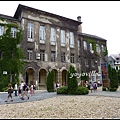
left=4, top=83, right=14, bottom=102
left=14, top=82, right=18, bottom=96
left=93, top=82, right=98, bottom=92
left=33, top=84, right=36, bottom=95
left=56, top=82, right=60, bottom=90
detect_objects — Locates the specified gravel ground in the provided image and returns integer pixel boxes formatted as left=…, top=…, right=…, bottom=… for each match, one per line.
left=0, top=95, right=120, bottom=119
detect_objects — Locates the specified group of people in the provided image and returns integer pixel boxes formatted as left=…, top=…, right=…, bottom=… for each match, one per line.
left=85, top=81, right=98, bottom=93
left=4, top=81, right=36, bottom=102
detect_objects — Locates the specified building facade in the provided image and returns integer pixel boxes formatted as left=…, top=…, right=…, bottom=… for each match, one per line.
left=108, top=54, right=120, bottom=70
left=0, top=4, right=108, bottom=89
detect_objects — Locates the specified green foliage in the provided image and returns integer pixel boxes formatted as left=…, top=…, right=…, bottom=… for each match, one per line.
left=80, top=70, right=89, bottom=81
left=109, top=88, right=117, bottom=92
left=2, top=87, right=8, bottom=92
left=75, top=86, right=89, bottom=95
left=67, top=65, right=78, bottom=94
left=57, top=86, right=68, bottom=94
left=102, top=87, right=106, bottom=91
left=0, top=20, right=25, bottom=91
left=108, top=64, right=119, bottom=92
left=46, top=70, right=55, bottom=92
left=103, top=48, right=108, bottom=56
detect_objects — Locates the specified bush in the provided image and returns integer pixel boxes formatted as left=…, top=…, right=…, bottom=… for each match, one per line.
left=2, top=87, right=8, bottom=92
left=67, top=65, right=78, bottom=95
left=102, top=87, right=106, bottom=91
left=57, top=86, right=68, bottom=94
left=109, top=88, right=117, bottom=92
left=75, top=86, right=89, bottom=95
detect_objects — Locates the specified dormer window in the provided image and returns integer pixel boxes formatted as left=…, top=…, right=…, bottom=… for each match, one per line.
left=116, top=58, right=119, bottom=60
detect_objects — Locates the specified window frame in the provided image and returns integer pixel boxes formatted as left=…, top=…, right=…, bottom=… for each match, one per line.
left=70, top=32, right=74, bottom=48
left=50, top=27, right=56, bottom=45
left=27, top=22, right=34, bottom=42
left=61, top=30, right=65, bottom=46
left=39, top=25, right=45, bottom=43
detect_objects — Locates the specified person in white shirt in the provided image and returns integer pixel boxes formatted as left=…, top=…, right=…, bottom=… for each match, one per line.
left=20, top=80, right=24, bottom=95
left=14, top=82, right=18, bottom=96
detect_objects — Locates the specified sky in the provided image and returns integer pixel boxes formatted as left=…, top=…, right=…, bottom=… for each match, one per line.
left=0, top=1, right=120, bottom=56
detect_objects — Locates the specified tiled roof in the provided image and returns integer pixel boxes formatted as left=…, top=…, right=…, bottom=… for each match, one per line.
left=0, top=14, right=19, bottom=21
left=78, top=32, right=107, bottom=41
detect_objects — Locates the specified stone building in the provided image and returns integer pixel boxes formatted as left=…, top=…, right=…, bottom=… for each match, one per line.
left=108, top=54, right=120, bottom=70
left=0, top=4, right=108, bottom=89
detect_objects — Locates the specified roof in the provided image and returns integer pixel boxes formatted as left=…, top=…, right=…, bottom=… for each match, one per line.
left=14, top=4, right=82, bottom=25
left=0, top=13, right=19, bottom=22
left=77, top=32, right=107, bottom=41
left=109, top=54, right=120, bottom=60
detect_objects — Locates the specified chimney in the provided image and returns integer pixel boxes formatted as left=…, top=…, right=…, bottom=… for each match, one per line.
left=77, top=16, right=81, bottom=22
left=77, top=16, right=82, bottom=32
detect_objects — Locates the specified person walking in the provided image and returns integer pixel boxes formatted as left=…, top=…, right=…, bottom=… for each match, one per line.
left=21, top=83, right=29, bottom=100
left=14, top=82, right=18, bottom=96
left=30, top=84, right=34, bottom=96
left=4, top=83, right=14, bottom=102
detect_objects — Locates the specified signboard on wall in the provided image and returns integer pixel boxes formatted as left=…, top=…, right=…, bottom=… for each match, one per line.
left=101, top=62, right=109, bottom=87
left=101, top=62, right=108, bottom=79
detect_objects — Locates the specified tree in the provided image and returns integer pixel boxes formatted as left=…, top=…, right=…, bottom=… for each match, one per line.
left=67, top=65, right=78, bottom=94
left=108, top=64, right=119, bottom=91
left=0, top=19, right=25, bottom=91
left=46, top=70, right=54, bottom=92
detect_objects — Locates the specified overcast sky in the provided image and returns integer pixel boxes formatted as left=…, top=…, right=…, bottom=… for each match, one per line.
left=0, top=1, right=120, bottom=56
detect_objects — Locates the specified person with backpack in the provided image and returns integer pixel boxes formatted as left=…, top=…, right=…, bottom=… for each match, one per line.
left=21, top=83, right=29, bottom=100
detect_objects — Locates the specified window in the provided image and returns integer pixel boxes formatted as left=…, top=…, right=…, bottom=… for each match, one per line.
left=27, top=49, right=33, bottom=60
left=61, top=30, right=65, bottom=46
left=51, top=27, right=56, bottom=45
left=83, top=41, right=87, bottom=50
left=70, top=53, right=74, bottom=63
left=78, top=56, right=81, bottom=64
left=91, top=58, right=94, bottom=67
left=96, top=44, right=100, bottom=53
left=11, top=27, right=16, bottom=38
left=61, top=52, right=66, bottom=62
left=78, top=40, right=80, bottom=48
left=40, top=25, right=45, bottom=43
left=90, top=43, right=92, bottom=50
left=40, top=50, right=45, bottom=61
left=85, top=58, right=88, bottom=66
left=101, top=45, right=104, bottom=52
left=0, top=26, right=4, bottom=36
left=70, top=32, right=74, bottom=48
left=51, top=51, right=56, bottom=62
left=27, top=22, right=34, bottom=41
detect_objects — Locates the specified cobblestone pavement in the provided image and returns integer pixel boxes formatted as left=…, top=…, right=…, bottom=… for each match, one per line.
left=0, top=86, right=120, bottom=105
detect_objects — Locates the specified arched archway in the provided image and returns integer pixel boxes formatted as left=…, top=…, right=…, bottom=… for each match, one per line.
left=26, top=68, right=35, bottom=85
left=39, top=69, right=47, bottom=89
